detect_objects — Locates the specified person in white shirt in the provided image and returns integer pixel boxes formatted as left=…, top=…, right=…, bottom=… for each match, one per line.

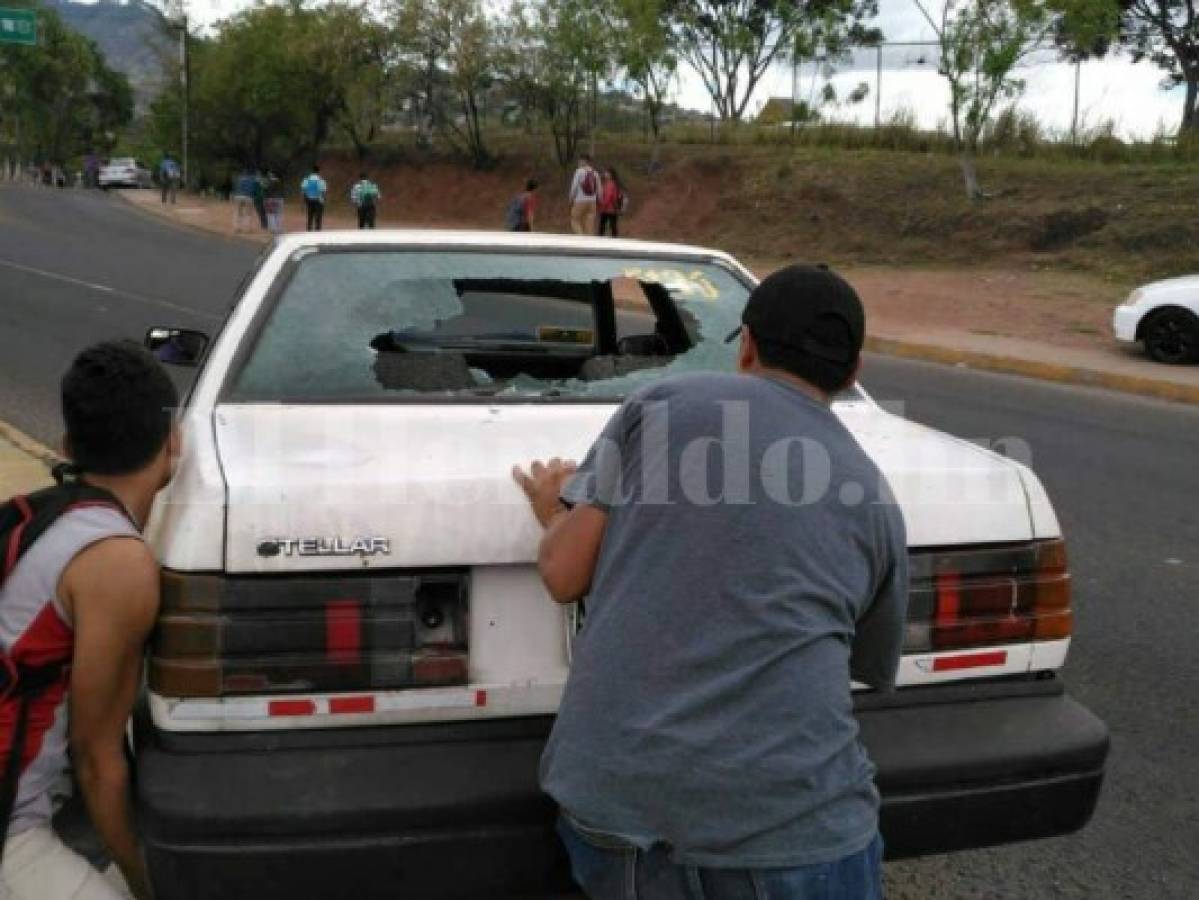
left=568, top=154, right=599, bottom=235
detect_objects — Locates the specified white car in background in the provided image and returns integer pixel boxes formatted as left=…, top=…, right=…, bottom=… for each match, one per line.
left=1113, top=276, right=1199, bottom=364
left=136, top=232, right=1108, bottom=899
left=98, top=156, right=152, bottom=189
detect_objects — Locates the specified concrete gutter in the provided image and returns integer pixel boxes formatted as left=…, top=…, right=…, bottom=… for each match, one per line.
left=0, top=422, right=54, bottom=497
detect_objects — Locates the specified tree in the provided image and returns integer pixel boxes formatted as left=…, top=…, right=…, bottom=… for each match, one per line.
left=608, top=0, right=679, bottom=153
left=392, top=0, right=497, bottom=167
left=1116, top=0, right=1199, bottom=133
left=506, top=0, right=612, bottom=166
left=149, top=2, right=385, bottom=177
left=670, top=0, right=878, bottom=122
left=0, top=2, right=132, bottom=165
left=913, top=0, right=1057, bottom=199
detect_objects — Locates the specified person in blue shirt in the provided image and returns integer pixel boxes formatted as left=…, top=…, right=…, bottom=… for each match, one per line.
left=159, top=155, right=180, bottom=205
left=513, top=265, right=908, bottom=900
left=300, top=165, right=327, bottom=232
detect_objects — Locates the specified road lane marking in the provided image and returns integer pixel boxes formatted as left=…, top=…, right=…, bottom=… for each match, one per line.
left=0, top=257, right=221, bottom=322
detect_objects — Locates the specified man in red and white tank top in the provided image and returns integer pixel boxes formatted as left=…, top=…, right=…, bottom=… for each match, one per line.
left=0, top=342, right=179, bottom=900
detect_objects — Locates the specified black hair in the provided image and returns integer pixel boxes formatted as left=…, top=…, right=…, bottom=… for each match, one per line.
left=312, top=164, right=321, bottom=173
left=61, top=341, right=179, bottom=475
left=525, top=178, right=539, bottom=191
left=359, top=171, right=368, bottom=179
left=753, top=335, right=855, bottom=394
left=606, top=166, right=621, bottom=187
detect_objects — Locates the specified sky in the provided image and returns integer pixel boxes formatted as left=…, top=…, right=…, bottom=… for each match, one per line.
left=136, top=0, right=1191, bottom=139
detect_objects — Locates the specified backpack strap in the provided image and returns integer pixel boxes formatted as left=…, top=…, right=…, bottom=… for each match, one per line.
left=1, top=468, right=132, bottom=586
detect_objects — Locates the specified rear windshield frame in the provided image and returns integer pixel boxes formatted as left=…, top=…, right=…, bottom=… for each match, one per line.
left=217, top=243, right=759, bottom=406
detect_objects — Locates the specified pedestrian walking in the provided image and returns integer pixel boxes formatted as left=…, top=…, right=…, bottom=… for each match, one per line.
left=252, top=170, right=269, bottom=231
left=263, top=171, right=284, bottom=233
left=159, top=154, right=181, bottom=204
left=505, top=178, right=540, bottom=232
left=513, top=264, right=908, bottom=900
left=596, top=167, right=626, bottom=237
left=300, top=164, right=327, bottom=232
left=232, top=168, right=257, bottom=233
left=350, top=172, right=381, bottom=229
left=84, top=152, right=99, bottom=189
left=0, top=341, right=181, bottom=900
left=568, top=154, right=599, bottom=235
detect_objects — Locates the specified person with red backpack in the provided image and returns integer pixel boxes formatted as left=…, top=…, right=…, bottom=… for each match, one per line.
left=0, top=342, right=179, bottom=899
left=568, top=154, right=599, bottom=236
left=597, top=167, right=627, bottom=237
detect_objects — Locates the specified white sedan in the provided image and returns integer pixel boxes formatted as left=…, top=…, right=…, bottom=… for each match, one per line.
left=130, top=231, right=1107, bottom=898
left=98, top=157, right=152, bottom=189
left=1113, top=276, right=1199, bottom=364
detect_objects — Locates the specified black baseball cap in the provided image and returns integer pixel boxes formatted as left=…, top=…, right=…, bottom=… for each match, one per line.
left=725, top=264, right=865, bottom=368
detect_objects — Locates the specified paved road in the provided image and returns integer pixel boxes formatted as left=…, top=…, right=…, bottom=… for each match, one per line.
left=0, top=185, right=1196, bottom=898
left=0, top=185, right=260, bottom=442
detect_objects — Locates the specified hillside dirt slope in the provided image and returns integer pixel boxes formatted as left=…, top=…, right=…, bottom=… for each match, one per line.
left=315, top=142, right=1199, bottom=288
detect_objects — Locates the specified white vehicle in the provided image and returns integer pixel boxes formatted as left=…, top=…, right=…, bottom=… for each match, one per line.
left=139, top=232, right=1107, bottom=900
left=1113, top=276, right=1199, bottom=364
left=98, top=156, right=152, bottom=189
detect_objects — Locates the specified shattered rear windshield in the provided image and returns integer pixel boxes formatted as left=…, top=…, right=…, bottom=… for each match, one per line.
left=231, top=249, right=779, bottom=402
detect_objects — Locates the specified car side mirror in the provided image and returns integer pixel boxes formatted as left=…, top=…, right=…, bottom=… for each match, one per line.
left=145, top=327, right=210, bottom=367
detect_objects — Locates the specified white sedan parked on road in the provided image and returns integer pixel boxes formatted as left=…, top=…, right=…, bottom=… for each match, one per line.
left=132, top=231, right=1108, bottom=900
left=1113, top=276, right=1199, bottom=364
left=98, top=156, right=152, bottom=189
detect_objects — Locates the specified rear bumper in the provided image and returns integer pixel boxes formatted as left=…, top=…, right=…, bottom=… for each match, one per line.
left=135, top=679, right=1108, bottom=899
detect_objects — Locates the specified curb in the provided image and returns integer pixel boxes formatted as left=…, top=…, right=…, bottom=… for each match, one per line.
left=0, top=419, right=57, bottom=468
left=866, top=335, right=1199, bottom=406
left=114, top=191, right=266, bottom=245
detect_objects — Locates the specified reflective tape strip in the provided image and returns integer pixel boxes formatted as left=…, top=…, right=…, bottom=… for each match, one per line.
left=930, top=650, right=1008, bottom=672
left=151, top=682, right=567, bottom=732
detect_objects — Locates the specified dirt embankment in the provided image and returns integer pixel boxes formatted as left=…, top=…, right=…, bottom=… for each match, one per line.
left=315, top=142, right=1199, bottom=287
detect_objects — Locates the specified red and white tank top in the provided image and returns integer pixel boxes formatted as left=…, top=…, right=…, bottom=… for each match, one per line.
left=0, top=506, right=141, bottom=836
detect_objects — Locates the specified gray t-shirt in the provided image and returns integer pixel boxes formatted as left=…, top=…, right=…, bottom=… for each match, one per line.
left=540, top=371, right=908, bottom=868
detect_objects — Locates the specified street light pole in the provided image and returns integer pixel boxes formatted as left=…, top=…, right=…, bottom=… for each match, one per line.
left=875, top=44, right=882, bottom=128
left=180, top=11, right=189, bottom=187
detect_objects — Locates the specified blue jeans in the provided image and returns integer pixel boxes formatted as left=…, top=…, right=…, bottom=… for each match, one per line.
left=557, top=816, right=884, bottom=900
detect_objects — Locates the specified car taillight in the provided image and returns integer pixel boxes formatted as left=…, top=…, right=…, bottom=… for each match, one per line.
left=150, top=570, right=469, bottom=698
left=905, top=539, right=1071, bottom=653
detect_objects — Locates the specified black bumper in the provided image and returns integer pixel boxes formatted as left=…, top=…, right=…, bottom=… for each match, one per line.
left=135, top=679, right=1108, bottom=899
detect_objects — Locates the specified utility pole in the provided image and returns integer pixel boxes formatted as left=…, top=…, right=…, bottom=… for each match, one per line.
left=180, top=11, right=189, bottom=187
left=167, top=1, right=189, bottom=186
left=1071, top=59, right=1081, bottom=145
left=875, top=44, right=883, bottom=128
left=791, top=55, right=798, bottom=138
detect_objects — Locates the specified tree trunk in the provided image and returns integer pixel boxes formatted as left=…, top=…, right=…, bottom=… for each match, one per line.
left=959, top=151, right=982, bottom=201
left=1182, top=73, right=1198, bottom=134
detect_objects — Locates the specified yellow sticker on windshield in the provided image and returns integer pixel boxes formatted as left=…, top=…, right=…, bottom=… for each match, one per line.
left=538, top=325, right=595, bottom=345
left=622, top=268, right=720, bottom=301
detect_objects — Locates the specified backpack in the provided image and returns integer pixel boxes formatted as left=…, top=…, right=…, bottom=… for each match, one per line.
left=504, top=194, right=527, bottom=230
left=0, top=467, right=129, bottom=859
left=301, top=176, right=322, bottom=201
left=358, top=182, right=379, bottom=208
left=580, top=169, right=597, bottom=197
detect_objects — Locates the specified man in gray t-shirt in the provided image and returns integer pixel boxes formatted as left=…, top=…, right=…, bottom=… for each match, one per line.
left=514, top=265, right=907, bottom=899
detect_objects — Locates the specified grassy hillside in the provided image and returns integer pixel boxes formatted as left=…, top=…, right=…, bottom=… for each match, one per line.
left=319, top=139, right=1199, bottom=288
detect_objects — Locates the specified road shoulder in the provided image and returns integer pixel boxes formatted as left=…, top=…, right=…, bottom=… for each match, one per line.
left=0, top=422, right=53, bottom=497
